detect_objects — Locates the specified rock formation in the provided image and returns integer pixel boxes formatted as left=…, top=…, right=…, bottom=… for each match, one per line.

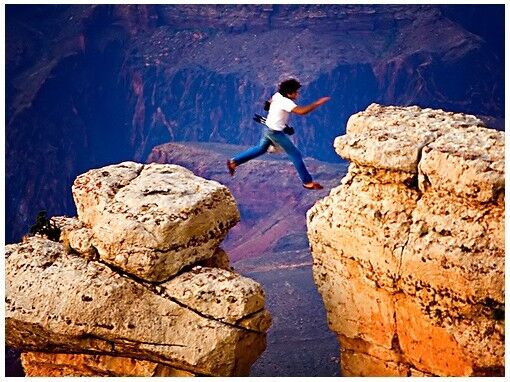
left=20, top=352, right=196, bottom=377
left=307, top=104, right=504, bottom=376
left=71, top=162, right=239, bottom=282
left=6, top=162, right=271, bottom=377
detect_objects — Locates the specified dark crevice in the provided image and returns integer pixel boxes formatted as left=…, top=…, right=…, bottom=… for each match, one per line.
left=234, top=308, right=266, bottom=328
left=472, top=366, right=505, bottom=377
left=111, top=336, right=186, bottom=348
left=161, top=292, right=266, bottom=334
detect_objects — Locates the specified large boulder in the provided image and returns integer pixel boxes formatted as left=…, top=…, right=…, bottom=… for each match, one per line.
left=6, top=162, right=270, bottom=377
left=307, top=104, right=504, bottom=377
left=72, top=162, right=240, bottom=282
left=334, top=103, right=485, bottom=172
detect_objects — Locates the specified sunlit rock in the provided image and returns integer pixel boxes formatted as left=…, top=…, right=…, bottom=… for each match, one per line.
left=308, top=104, right=504, bottom=377
left=6, top=162, right=269, bottom=377
left=72, top=162, right=240, bottom=282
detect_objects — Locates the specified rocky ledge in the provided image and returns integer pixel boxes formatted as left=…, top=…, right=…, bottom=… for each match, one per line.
left=6, top=162, right=271, bottom=377
left=307, top=104, right=504, bottom=376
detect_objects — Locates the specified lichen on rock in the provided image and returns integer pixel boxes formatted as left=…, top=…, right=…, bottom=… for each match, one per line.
left=307, top=104, right=504, bottom=377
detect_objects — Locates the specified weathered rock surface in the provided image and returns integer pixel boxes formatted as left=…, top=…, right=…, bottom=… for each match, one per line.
left=6, top=162, right=270, bottom=376
left=52, top=216, right=98, bottom=260
left=72, top=161, right=240, bottom=282
left=335, top=103, right=486, bottom=172
left=163, top=267, right=270, bottom=329
left=307, top=104, right=504, bottom=376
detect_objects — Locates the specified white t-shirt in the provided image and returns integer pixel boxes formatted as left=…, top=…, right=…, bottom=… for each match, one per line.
left=265, top=92, right=297, bottom=131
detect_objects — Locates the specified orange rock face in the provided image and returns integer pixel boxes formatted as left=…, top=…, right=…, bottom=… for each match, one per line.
left=307, top=104, right=504, bottom=377
left=21, top=352, right=195, bottom=377
left=395, top=296, right=473, bottom=376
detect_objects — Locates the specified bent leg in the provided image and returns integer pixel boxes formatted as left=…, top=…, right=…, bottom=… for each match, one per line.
left=268, top=131, right=313, bottom=184
left=231, top=136, right=271, bottom=166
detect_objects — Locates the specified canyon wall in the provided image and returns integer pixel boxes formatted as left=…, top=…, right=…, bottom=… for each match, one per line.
left=6, top=162, right=271, bottom=377
left=5, top=5, right=504, bottom=244
left=307, top=104, right=504, bottom=376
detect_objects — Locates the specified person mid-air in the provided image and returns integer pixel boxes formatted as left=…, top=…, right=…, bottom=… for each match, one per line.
left=227, top=78, right=330, bottom=190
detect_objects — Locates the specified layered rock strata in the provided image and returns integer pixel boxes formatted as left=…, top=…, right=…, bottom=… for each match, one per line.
left=6, top=162, right=271, bottom=377
left=307, top=104, right=504, bottom=376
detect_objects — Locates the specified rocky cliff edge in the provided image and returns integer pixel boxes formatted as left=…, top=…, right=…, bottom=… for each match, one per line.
left=6, top=162, right=271, bottom=377
left=307, top=104, right=504, bottom=376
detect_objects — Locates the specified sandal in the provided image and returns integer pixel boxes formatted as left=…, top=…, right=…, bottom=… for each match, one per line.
left=303, top=182, right=323, bottom=190
left=227, top=160, right=236, bottom=176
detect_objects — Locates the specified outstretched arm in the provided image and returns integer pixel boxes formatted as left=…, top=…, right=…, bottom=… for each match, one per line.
left=291, top=97, right=331, bottom=116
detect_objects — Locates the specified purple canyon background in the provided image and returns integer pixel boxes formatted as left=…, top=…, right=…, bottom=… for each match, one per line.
left=5, top=4, right=504, bottom=377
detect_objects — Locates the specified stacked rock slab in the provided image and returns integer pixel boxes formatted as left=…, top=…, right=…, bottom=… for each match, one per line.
left=72, top=162, right=240, bottom=282
left=307, top=104, right=504, bottom=376
left=6, top=162, right=271, bottom=377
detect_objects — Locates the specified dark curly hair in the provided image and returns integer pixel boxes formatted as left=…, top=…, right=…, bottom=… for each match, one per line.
left=278, top=78, right=301, bottom=97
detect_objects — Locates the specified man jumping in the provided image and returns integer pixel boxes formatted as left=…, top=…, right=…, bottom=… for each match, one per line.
left=227, top=78, right=330, bottom=190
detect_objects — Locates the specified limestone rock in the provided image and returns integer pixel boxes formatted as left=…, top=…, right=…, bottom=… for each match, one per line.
left=197, top=248, right=233, bottom=271
left=308, top=164, right=420, bottom=292
left=5, top=236, right=267, bottom=376
left=72, top=161, right=145, bottom=226
left=394, top=295, right=474, bottom=376
left=51, top=216, right=97, bottom=260
left=335, top=103, right=485, bottom=172
left=307, top=104, right=504, bottom=376
left=310, top=241, right=397, bottom=348
left=419, top=126, right=504, bottom=202
left=341, top=351, right=409, bottom=377
left=397, top=191, right=504, bottom=374
left=72, top=161, right=240, bottom=282
left=162, top=266, right=270, bottom=331
left=7, top=161, right=270, bottom=377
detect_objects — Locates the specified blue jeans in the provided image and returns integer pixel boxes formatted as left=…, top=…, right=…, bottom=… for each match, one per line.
left=231, top=127, right=313, bottom=184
